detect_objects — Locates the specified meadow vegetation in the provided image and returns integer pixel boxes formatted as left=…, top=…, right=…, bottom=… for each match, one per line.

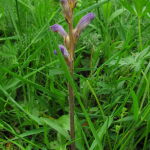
left=0, top=0, right=150, bottom=149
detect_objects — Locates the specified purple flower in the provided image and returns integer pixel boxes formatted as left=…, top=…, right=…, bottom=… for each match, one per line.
left=76, top=12, right=95, bottom=31
left=49, top=24, right=70, bottom=49
left=54, top=45, right=70, bottom=59
left=73, top=12, right=95, bottom=42
left=60, top=0, right=72, bottom=23
left=50, top=24, right=68, bottom=38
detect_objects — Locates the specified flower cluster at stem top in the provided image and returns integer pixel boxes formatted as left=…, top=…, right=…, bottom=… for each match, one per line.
left=48, top=0, right=95, bottom=61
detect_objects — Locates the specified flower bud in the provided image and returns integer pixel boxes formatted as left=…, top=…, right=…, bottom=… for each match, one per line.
left=49, top=24, right=70, bottom=49
left=54, top=45, right=70, bottom=59
left=50, top=24, right=68, bottom=38
left=73, top=12, right=95, bottom=43
left=60, top=0, right=72, bottom=23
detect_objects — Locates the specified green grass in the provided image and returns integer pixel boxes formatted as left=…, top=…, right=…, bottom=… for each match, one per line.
left=0, top=0, right=150, bottom=149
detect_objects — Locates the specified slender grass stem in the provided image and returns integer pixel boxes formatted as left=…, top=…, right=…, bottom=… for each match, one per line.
left=90, top=42, right=94, bottom=78
left=68, top=17, right=76, bottom=150
left=139, top=91, right=147, bottom=112
left=138, top=17, right=142, bottom=51
left=113, top=116, right=123, bottom=150
left=87, top=80, right=112, bottom=150
left=143, top=121, right=149, bottom=150
left=86, top=80, right=105, bottom=120
left=140, top=70, right=150, bottom=111
left=96, top=0, right=103, bottom=37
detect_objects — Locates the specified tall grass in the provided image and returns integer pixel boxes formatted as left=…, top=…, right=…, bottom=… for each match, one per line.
left=0, top=0, right=150, bottom=149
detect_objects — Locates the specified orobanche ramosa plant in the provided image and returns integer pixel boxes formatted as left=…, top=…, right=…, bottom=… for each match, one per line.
left=48, top=0, right=95, bottom=149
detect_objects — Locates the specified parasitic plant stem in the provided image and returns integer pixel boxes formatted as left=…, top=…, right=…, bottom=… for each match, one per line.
left=68, top=16, right=76, bottom=150
left=49, top=1, right=95, bottom=148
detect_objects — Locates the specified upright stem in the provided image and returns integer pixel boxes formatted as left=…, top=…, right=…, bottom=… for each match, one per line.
left=96, top=0, right=103, bottom=38
left=68, top=17, right=76, bottom=149
left=138, top=17, right=142, bottom=51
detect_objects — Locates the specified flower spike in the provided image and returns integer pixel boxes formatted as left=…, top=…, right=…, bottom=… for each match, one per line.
left=73, top=12, right=95, bottom=43
left=49, top=0, right=95, bottom=148
left=54, top=45, right=70, bottom=59
left=60, top=0, right=72, bottom=23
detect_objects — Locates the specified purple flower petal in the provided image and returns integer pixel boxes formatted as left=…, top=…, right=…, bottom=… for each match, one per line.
left=76, top=12, right=95, bottom=31
left=73, top=12, right=95, bottom=43
left=50, top=24, right=68, bottom=37
left=54, top=45, right=69, bottom=59
left=54, top=50, right=57, bottom=55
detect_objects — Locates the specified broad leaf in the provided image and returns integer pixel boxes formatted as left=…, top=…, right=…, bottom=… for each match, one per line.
left=120, top=0, right=135, bottom=14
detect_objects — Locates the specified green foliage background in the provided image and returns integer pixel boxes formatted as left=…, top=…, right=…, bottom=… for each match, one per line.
left=0, top=0, right=150, bottom=149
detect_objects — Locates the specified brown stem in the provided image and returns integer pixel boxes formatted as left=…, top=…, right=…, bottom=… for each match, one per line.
left=68, top=16, right=76, bottom=149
